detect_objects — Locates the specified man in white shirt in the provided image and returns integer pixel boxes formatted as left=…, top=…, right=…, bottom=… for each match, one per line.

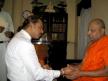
left=0, top=0, right=14, bottom=81
left=5, top=15, right=71, bottom=81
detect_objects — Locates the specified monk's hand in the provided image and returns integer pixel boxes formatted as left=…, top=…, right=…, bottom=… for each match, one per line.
left=64, top=65, right=81, bottom=80
left=61, top=64, right=76, bottom=76
left=65, top=70, right=80, bottom=80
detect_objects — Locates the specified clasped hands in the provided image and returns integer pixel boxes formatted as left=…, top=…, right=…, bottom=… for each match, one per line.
left=60, top=64, right=81, bottom=80
left=41, top=64, right=81, bottom=80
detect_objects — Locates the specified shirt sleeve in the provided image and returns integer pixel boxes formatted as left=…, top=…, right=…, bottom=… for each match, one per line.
left=19, top=43, right=60, bottom=81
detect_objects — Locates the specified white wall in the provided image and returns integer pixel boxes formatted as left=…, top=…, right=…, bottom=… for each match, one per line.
left=92, top=0, right=108, bottom=34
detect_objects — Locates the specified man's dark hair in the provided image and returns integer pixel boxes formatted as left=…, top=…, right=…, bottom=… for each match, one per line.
left=17, top=15, right=42, bottom=31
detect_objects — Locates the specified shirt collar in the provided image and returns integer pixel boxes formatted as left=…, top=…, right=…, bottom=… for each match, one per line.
left=20, top=29, right=31, bottom=41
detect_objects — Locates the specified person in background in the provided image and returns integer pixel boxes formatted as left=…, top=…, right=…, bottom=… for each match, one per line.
left=63, top=18, right=108, bottom=81
left=5, top=15, right=71, bottom=81
left=0, top=0, right=14, bottom=81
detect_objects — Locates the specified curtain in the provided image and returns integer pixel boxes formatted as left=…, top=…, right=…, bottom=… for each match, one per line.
left=77, top=8, right=92, bottom=59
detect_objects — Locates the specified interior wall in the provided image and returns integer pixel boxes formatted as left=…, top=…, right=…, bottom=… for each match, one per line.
left=92, top=0, right=108, bottom=34
left=3, top=0, right=13, bottom=16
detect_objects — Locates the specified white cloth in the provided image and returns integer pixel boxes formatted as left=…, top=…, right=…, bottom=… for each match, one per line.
left=0, top=11, right=14, bottom=81
left=5, top=30, right=60, bottom=81
left=0, top=11, right=14, bottom=41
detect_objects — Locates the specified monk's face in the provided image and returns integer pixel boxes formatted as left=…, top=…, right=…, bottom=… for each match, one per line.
left=88, top=22, right=104, bottom=41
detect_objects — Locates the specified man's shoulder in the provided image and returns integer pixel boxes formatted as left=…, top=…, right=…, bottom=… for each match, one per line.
left=13, top=32, right=32, bottom=46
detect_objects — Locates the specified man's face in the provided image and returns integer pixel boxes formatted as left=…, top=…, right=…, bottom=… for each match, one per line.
left=31, top=20, right=44, bottom=39
left=88, top=22, right=104, bottom=41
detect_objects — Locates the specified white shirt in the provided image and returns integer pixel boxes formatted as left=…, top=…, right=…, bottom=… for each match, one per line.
left=0, top=11, right=14, bottom=41
left=5, top=30, right=60, bottom=81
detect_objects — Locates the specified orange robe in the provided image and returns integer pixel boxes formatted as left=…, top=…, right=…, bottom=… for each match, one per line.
left=74, top=35, right=108, bottom=81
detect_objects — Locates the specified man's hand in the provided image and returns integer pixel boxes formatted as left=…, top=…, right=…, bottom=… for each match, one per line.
left=0, top=26, right=5, bottom=33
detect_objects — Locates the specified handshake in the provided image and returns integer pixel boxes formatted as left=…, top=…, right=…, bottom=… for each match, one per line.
left=42, top=64, right=82, bottom=80
left=60, top=64, right=81, bottom=80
